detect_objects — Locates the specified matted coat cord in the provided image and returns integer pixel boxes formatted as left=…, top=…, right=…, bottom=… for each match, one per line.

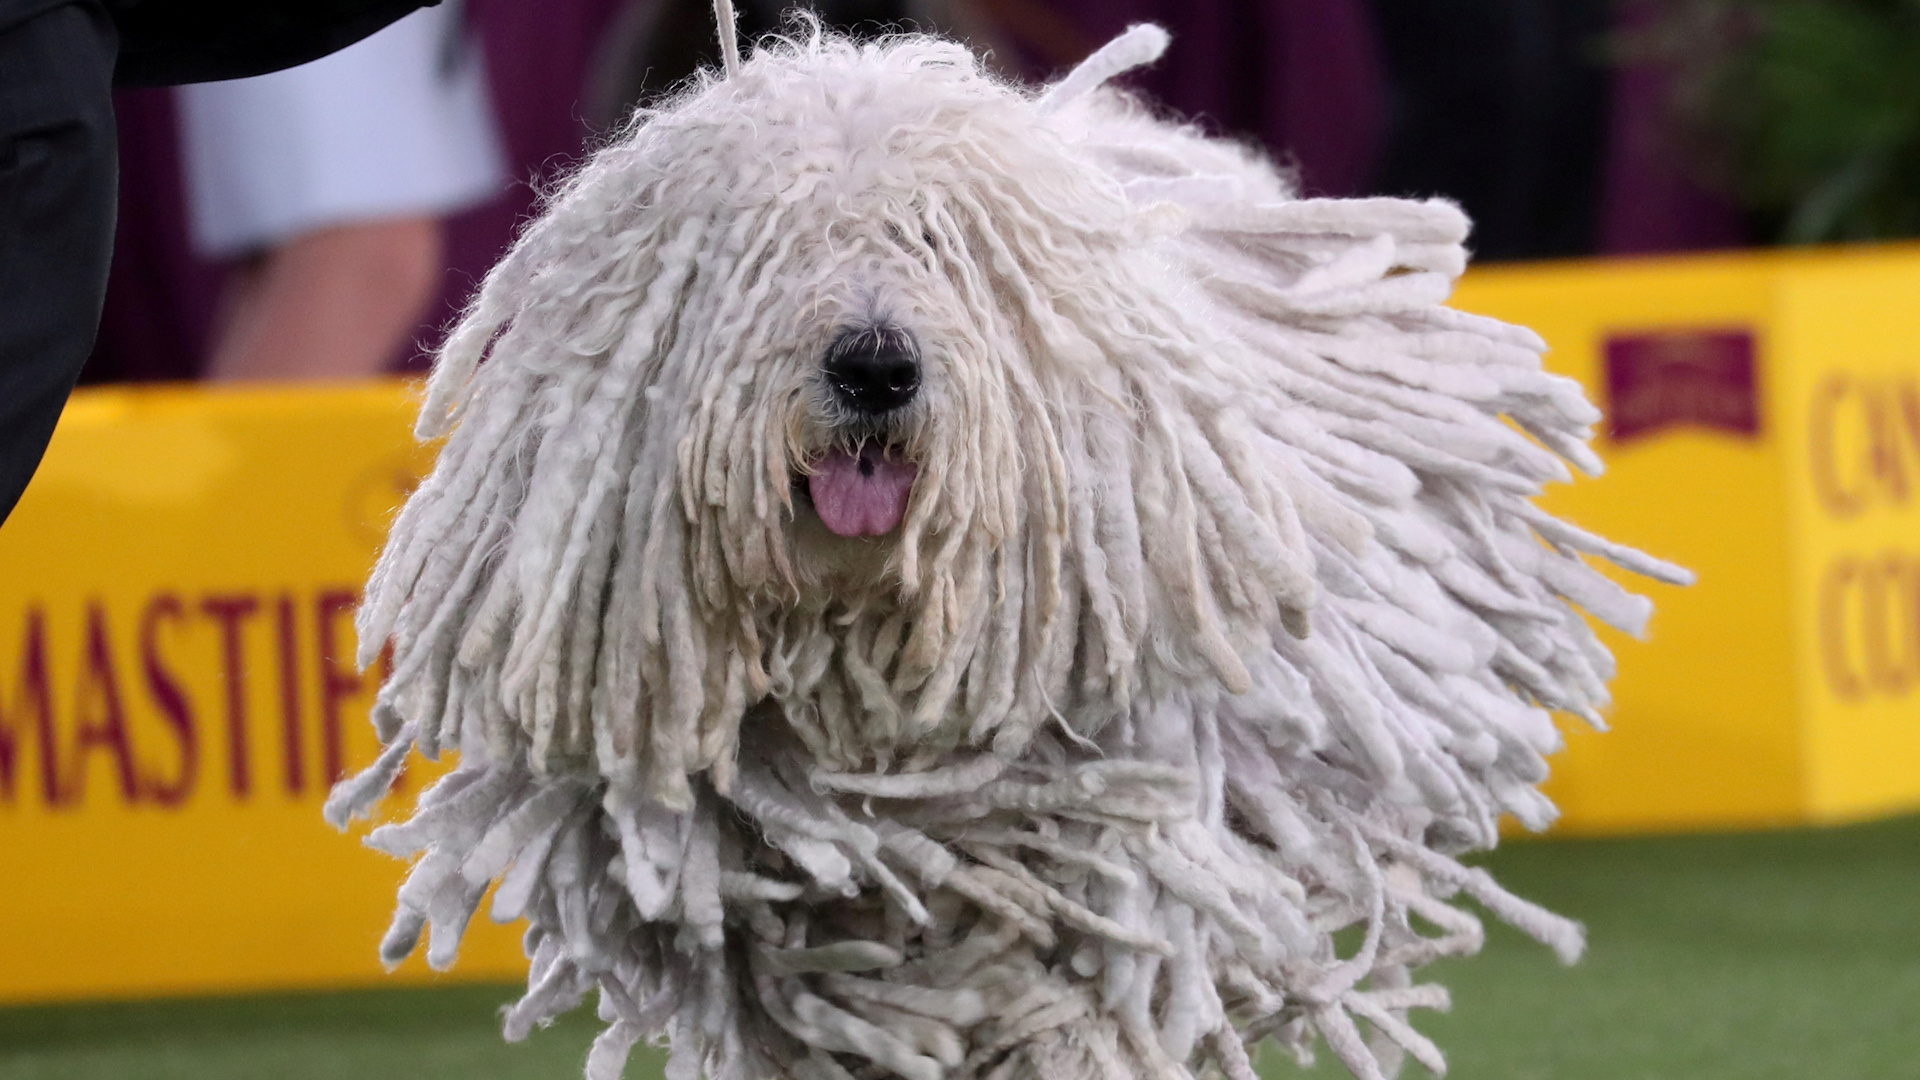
left=334, top=21, right=1686, bottom=1080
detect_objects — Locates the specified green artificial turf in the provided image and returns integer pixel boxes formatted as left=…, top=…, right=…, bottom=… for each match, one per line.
left=3, top=815, right=1917, bottom=1080
left=1281, top=813, right=1920, bottom=1080
left=0, top=983, right=611, bottom=1080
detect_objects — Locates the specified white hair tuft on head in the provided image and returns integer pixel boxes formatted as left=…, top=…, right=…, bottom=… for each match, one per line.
left=1037, top=23, right=1170, bottom=114
left=333, top=24, right=1688, bottom=1080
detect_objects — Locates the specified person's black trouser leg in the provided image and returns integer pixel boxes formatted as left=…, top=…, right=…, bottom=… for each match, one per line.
left=0, top=3, right=117, bottom=526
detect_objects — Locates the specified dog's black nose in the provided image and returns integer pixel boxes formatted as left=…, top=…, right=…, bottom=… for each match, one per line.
left=824, top=326, right=920, bottom=414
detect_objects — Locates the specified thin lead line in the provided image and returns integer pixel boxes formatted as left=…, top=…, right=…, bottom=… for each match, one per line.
left=713, top=0, right=741, bottom=77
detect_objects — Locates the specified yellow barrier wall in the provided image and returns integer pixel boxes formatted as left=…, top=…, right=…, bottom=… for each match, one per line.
left=1455, top=243, right=1920, bottom=833
left=3, top=245, right=1917, bottom=1003
left=0, top=385, right=526, bottom=1004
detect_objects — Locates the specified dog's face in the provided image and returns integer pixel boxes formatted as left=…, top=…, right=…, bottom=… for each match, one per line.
left=771, top=251, right=1049, bottom=604
left=771, top=235, right=946, bottom=591
left=642, top=58, right=1131, bottom=612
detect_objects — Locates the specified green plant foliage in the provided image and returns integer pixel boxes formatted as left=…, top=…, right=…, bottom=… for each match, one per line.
left=1647, top=0, right=1920, bottom=243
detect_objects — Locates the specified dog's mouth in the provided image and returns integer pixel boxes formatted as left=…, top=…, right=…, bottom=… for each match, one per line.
left=796, top=440, right=918, bottom=538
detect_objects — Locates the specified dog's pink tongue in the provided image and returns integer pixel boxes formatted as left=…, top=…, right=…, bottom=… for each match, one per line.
left=809, top=445, right=917, bottom=538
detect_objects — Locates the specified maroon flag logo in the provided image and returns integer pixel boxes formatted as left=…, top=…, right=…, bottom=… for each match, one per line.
left=1604, top=328, right=1760, bottom=442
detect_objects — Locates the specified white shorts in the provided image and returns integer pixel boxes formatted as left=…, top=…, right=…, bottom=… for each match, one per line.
left=175, top=4, right=508, bottom=258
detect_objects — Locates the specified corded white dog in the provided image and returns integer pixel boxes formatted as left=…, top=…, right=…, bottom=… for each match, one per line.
left=327, top=14, right=1689, bottom=1080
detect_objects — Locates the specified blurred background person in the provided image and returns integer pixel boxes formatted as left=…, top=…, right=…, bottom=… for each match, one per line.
left=84, top=0, right=628, bottom=385
left=176, top=2, right=505, bottom=382
left=0, top=0, right=437, bottom=526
